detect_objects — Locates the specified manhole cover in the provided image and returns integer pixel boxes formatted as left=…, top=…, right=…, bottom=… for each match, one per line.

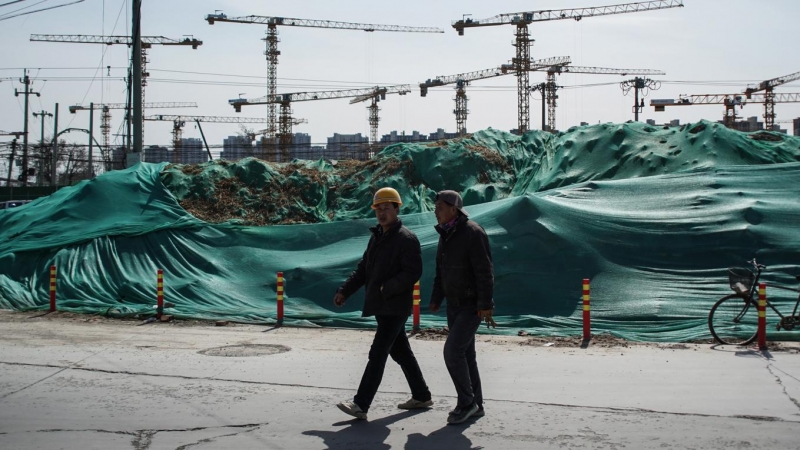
left=199, top=344, right=291, bottom=357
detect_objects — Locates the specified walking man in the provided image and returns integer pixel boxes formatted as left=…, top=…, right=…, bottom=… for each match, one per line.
left=429, top=190, right=496, bottom=425
left=334, top=187, right=433, bottom=420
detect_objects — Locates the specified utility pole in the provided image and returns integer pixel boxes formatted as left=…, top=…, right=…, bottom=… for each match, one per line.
left=14, top=69, right=40, bottom=187
left=52, top=104, right=58, bottom=188
left=7, top=139, right=17, bottom=193
left=88, top=103, right=94, bottom=177
left=32, top=110, right=53, bottom=186
left=620, top=77, right=661, bottom=122
left=132, top=0, right=143, bottom=154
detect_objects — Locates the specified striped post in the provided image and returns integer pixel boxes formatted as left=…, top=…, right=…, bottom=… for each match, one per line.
left=582, top=278, right=591, bottom=340
left=156, top=269, right=164, bottom=318
left=49, top=265, right=56, bottom=312
left=758, top=283, right=767, bottom=350
left=277, top=272, right=284, bottom=326
left=413, top=280, right=421, bottom=332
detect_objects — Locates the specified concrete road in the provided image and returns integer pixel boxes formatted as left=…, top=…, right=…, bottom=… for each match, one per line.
left=0, top=310, right=799, bottom=449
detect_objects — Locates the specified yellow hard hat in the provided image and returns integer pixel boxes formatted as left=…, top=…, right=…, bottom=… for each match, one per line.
left=372, top=187, right=402, bottom=209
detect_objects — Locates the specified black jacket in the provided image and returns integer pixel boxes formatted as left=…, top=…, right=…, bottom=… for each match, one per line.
left=338, top=219, right=423, bottom=317
left=430, top=214, right=494, bottom=311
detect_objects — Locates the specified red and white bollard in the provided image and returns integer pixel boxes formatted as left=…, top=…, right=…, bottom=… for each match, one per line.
left=582, top=278, right=591, bottom=341
left=156, top=269, right=164, bottom=318
left=49, top=265, right=56, bottom=312
left=758, top=283, right=767, bottom=350
left=413, top=281, right=421, bottom=332
left=277, top=272, right=284, bottom=326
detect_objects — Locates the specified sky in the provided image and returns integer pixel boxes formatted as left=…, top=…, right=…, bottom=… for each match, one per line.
left=1, top=0, right=799, bottom=152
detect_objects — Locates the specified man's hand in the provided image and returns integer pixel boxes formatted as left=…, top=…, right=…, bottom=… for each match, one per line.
left=333, top=292, right=346, bottom=307
left=477, top=309, right=497, bottom=329
left=429, top=303, right=440, bottom=313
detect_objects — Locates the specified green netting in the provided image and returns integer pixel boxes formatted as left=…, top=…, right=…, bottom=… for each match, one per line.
left=2, top=120, right=800, bottom=342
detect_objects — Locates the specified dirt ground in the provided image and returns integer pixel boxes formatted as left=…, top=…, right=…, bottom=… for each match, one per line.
left=3, top=309, right=798, bottom=353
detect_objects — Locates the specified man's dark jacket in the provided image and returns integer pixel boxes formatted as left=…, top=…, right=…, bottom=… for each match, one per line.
left=430, top=214, right=494, bottom=310
left=337, top=219, right=423, bottom=317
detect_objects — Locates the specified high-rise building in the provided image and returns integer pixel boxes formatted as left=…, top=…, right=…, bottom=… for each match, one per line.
left=381, top=130, right=427, bottom=144
left=221, top=135, right=255, bottom=161
left=143, top=145, right=170, bottom=163
left=327, top=133, right=369, bottom=159
left=289, top=133, right=312, bottom=161
left=428, top=128, right=459, bottom=141
left=178, top=138, right=208, bottom=164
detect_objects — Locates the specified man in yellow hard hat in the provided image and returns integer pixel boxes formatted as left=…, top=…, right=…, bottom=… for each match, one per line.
left=333, top=187, right=433, bottom=420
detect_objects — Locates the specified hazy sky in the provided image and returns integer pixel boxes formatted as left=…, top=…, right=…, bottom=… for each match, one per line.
left=1, top=0, right=798, bottom=149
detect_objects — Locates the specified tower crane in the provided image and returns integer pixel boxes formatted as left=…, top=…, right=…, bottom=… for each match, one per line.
left=530, top=65, right=665, bottom=131
left=743, top=70, right=800, bottom=130
left=30, top=34, right=202, bottom=137
left=69, top=102, right=197, bottom=152
left=349, top=86, right=411, bottom=146
left=420, top=56, right=571, bottom=136
left=452, top=0, right=683, bottom=134
left=206, top=13, right=443, bottom=142
left=650, top=93, right=800, bottom=128
left=230, top=85, right=412, bottom=159
left=143, top=114, right=267, bottom=162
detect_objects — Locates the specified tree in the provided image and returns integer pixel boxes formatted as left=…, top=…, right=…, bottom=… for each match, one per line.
left=58, top=142, right=91, bottom=185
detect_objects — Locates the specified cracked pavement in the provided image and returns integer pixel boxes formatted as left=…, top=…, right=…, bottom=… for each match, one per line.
left=0, top=310, right=799, bottom=449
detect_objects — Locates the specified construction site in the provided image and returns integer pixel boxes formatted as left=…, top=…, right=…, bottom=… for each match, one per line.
left=2, top=1, right=800, bottom=448
left=1, top=0, right=800, bottom=350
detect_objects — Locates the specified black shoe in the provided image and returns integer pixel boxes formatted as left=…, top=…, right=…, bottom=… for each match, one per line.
left=472, top=405, right=485, bottom=418
left=447, top=403, right=479, bottom=425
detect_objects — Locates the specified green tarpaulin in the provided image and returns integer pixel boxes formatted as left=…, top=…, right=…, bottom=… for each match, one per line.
left=2, top=121, right=799, bottom=342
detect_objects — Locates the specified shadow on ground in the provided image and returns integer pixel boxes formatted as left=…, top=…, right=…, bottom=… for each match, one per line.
left=303, top=410, right=482, bottom=450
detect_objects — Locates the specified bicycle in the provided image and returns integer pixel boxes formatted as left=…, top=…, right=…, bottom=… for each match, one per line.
left=708, top=258, right=800, bottom=345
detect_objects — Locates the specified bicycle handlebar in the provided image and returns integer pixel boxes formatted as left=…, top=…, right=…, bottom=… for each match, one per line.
left=748, top=258, right=767, bottom=271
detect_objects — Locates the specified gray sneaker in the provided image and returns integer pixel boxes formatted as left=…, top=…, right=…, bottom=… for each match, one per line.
left=447, top=403, right=479, bottom=425
left=398, top=398, right=434, bottom=409
left=337, top=400, right=367, bottom=420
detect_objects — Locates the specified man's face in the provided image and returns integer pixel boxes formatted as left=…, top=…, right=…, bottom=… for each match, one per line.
left=434, top=199, right=458, bottom=225
left=374, top=202, right=399, bottom=228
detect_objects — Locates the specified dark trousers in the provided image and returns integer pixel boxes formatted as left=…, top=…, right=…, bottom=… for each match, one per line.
left=354, top=315, right=431, bottom=412
left=444, top=304, right=483, bottom=409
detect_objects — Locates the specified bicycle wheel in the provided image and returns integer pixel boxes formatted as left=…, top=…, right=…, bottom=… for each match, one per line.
left=708, top=294, right=759, bottom=345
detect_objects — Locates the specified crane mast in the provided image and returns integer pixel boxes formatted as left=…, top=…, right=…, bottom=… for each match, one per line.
left=143, top=114, right=267, bottom=162
left=650, top=93, right=800, bottom=129
left=743, top=71, right=800, bottom=130
left=70, top=102, right=197, bottom=151
left=452, top=0, right=683, bottom=134
left=206, top=12, right=442, bottom=146
left=30, top=34, right=202, bottom=145
left=420, top=56, right=571, bottom=135
left=231, top=85, right=411, bottom=159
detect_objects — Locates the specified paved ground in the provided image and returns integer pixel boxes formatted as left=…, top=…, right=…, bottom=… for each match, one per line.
left=0, top=310, right=799, bottom=449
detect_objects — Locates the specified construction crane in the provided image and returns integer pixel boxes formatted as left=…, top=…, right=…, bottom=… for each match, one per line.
left=650, top=93, right=800, bottom=128
left=69, top=102, right=197, bottom=152
left=231, top=85, right=412, bottom=159
left=743, top=70, right=800, bottom=130
left=143, top=114, right=267, bottom=162
left=420, top=56, right=571, bottom=136
left=349, top=86, right=411, bottom=145
left=30, top=34, right=202, bottom=136
left=205, top=13, right=443, bottom=141
left=530, top=65, right=665, bottom=131
left=452, top=0, right=683, bottom=134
